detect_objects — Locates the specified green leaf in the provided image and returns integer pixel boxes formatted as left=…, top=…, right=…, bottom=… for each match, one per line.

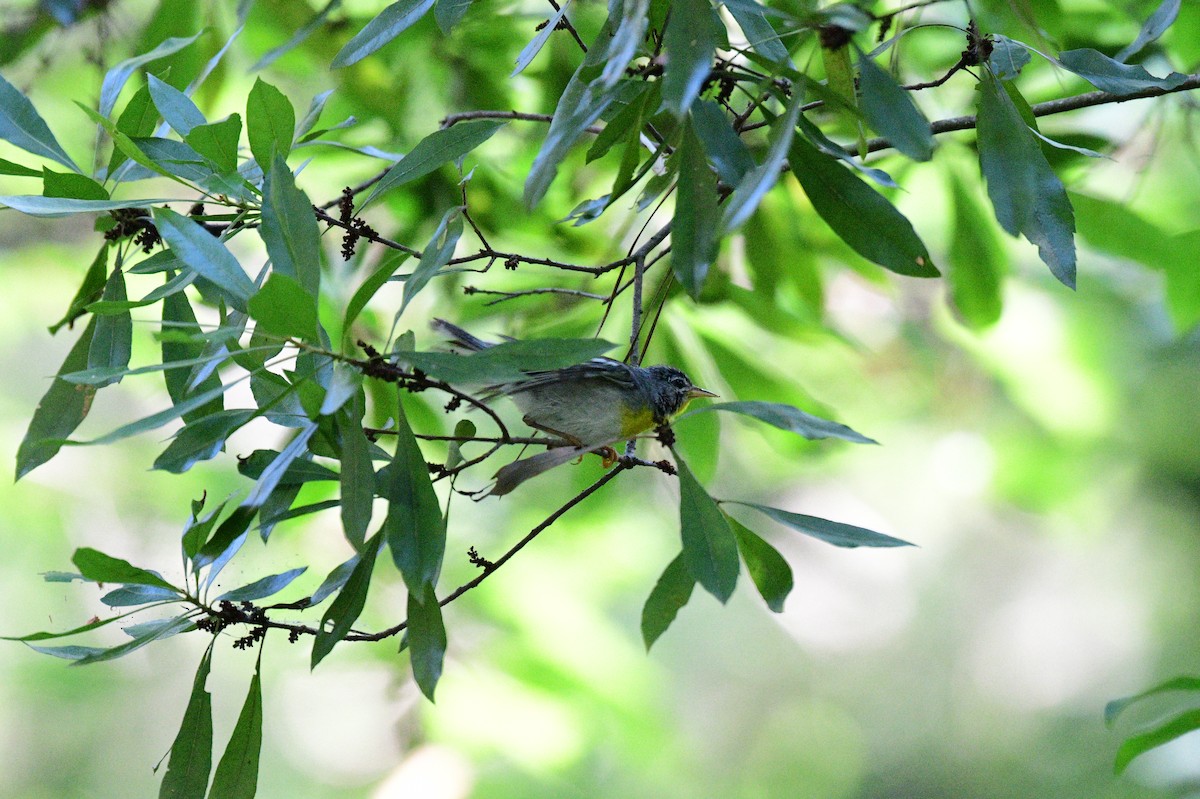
left=730, top=518, right=792, bottom=612
left=0, top=71, right=79, bottom=171
left=690, top=100, right=752, bottom=186
left=154, top=207, right=257, bottom=312
left=512, top=0, right=571, bottom=77
left=0, top=156, right=42, bottom=176
left=732, top=501, right=914, bottom=547
left=947, top=170, right=1004, bottom=328
left=976, top=72, right=1076, bottom=288
left=0, top=195, right=170, bottom=217
left=98, top=32, right=204, bottom=117
left=988, top=35, right=1031, bottom=80
left=360, top=120, right=503, bottom=211
left=343, top=252, right=409, bottom=336
left=399, top=207, right=462, bottom=316
left=208, top=656, right=263, bottom=799
left=788, top=133, right=938, bottom=277
left=696, top=400, right=877, bottom=444
left=1106, top=676, right=1200, bottom=726
left=444, top=418, right=475, bottom=470
left=72, top=547, right=179, bottom=591
left=857, top=47, right=933, bottom=161
left=159, top=647, right=213, bottom=799
left=162, top=290, right=226, bottom=423
left=107, top=82, right=158, bottom=176
left=673, top=448, right=739, bottom=603
left=641, top=552, right=695, bottom=650
left=1057, top=48, right=1188, bottom=94
left=402, top=335, right=615, bottom=384
left=672, top=117, right=720, bottom=298
left=337, top=403, right=375, bottom=551
left=42, top=169, right=108, bottom=200
left=184, top=114, right=242, bottom=174
left=330, top=0, right=436, bottom=68
left=1116, top=0, right=1180, bottom=62
left=49, top=242, right=108, bottom=334
left=247, top=78, right=295, bottom=170
left=26, top=644, right=111, bottom=660
left=87, top=267, right=132, bottom=387
left=312, top=534, right=382, bottom=667
left=216, top=567, right=307, bottom=602
left=147, top=74, right=206, bottom=136
left=660, top=0, right=721, bottom=117
left=599, top=0, right=650, bottom=87
left=434, top=0, right=472, bottom=32
left=380, top=399, right=446, bottom=590
left=720, top=88, right=803, bottom=234
left=248, top=273, right=318, bottom=342
left=101, top=584, right=180, bottom=607
left=16, top=317, right=97, bottom=479
left=406, top=582, right=447, bottom=700
left=1115, top=708, right=1200, bottom=775
left=241, top=423, right=319, bottom=510
left=725, top=0, right=788, bottom=62
left=73, top=614, right=194, bottom=666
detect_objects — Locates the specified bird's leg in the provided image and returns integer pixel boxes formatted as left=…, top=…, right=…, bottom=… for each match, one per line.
left=522, top=416, right=617, bottom=468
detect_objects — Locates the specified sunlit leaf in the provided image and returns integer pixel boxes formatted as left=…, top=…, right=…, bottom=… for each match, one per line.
left=1115, top=709, right=1200, bottom=775
left=1106, top=676, right=1200, bottom=726
left=42, top=169, right=108, bottom=200
left=147, top=74, right=206, bottom=136
left=360, top=120, right=503, bottom=210
left=73, top=547, right=179, bottom=591
left=641, top=552, right=695, bottom=650
left=154, top=208, right=257, bottom=311
left=97, top=32, right=203, bottom=117
left=0, top=195, right=170, bottom=217
left=101, top=584, right=180, bottom=607
left=730, top=518, right=792, bottom=612
left=331, top=0, right=436, bottom=68
left=0, top=71, right=79, bottom=171
left=86, top=267, right=131, bottom=388
left=379, top=399, right=445, bottom=589
left=512, top=0, right=572, bottom=77
left=947, top=170, right=1004, bottom=328
left=247, top=78, right=296, bottom=170
left=184, top=114, right=242, bottom=174
left=660, top=0, right=722, bottom=117
left=249, top=273, right=318, bottom=342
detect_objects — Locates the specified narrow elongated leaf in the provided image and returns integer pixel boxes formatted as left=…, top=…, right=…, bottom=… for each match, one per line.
left=87, top=267, right=131, bottom=388
left=976, top=72, right=1076, bottom=288
left=73, top=614, right=194, bottom=665
left=147, top=74, right=206, bottom=136
left=673, top=118, right=720, bottom=298
left=101, top=584, right=180, bottom=607
left=0, top=195, right=169, bottom=217
left=1115, top=709, right=1200, bottom=774
left=730, top=519, right=792, bottom=612
left=154, top=208, right=256, bottom=311
left=406, top=582, right=447, bottom=700
left=107, top=82, right=157, bottom=177
left=247, top=79, right=295, bottom=170
left=1115, top=0, right=1180, bottom=62
left=788, top=134, right=938, bottom=277
left=159, top=647, right=213, bottom=799
left=27, top=644, right=111, bottom=660
left=0, top=71, right=79, bottom=171
left=380, top=400, right=445, bottom=590
left=989, top=35, right=1031, bottom=80
left=337, top=403, right=375, bottom=551
left=512, top=0, right=571, bottom=77
left=3, top=610, right=140, bottom=643
left=79, top=373, right=241, bottom=447
left=399, top=207, right=462, bottom=316
left=360, top=120, right=503, bottom=210
left=600, top=0, right=649, bottom=86
left=641, top=552, right=695, bottom=650
left=248, top=273, right=318, bottom=342
left=16, top=318, right=98, bottom=479
left=331, top=0, right=437, bottom=68
left=49, top=244, right=108, bottom=334
left=73, top=548, right=179, bottom=591
left=343, top=253, right=409, bottom=336
left=253, top=0, right=343, bottom=70
left=857, top=47, right=933, bottom=161
left=725, top=0, right=788, bottom=62
left=720, top=88, right=803, bottom=234
left=42, top=169, right=108, bottom=200
left=733, top=501, right=914, bottom=547
left=673, top=448, right=739, bottom=602
left=162, top=290, right=225, bottom=423
left=241, top=424, right=319, bottom=510
left=661, top=0, right=722, bottom=117
left=216, top=567, right=307, bottom=602
left=690, top=99, right=755, bottom=185
left=312, top=534, right=382, bottom=667
left=1106, top=676, right=1200, bottom=726
left=947, top=171, right=1004, bottom=328
left=209, top=657, right=263, bottom=799
left=1057, top=48, right=1187, bottom=94
left=696, top=401, right=877, bottom=444
left=98, top=32, right=203, bottom=117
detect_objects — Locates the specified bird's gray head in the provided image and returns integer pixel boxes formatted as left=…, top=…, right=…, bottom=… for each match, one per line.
left=643, top=365, right=718, bottom=421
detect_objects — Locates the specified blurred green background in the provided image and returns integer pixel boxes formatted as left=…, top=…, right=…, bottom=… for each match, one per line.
left=2, top=0, right=1200, bottom=796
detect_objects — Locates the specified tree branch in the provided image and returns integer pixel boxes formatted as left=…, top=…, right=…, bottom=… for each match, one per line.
left=867, top=73, right=1200, bottom=154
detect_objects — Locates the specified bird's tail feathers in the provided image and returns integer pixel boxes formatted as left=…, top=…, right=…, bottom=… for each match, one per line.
left=431, top=318, right=493, bottom=352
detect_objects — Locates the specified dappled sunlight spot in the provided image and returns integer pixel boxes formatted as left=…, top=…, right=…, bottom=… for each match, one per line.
left=275, top=665, right=414, bottom=784
left=825, top=273, right=901, bottom=349
left=929, top=431, right=996, bottom=498
left=429, top=668, right=586, bottom=771
left=967, top=564, right=1149, bottom=710
left=952, top=288, right=1113, bottom=437
left=372, top=744, right=474, bottom=799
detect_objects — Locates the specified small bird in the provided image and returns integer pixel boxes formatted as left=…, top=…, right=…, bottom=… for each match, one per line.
left=432, top=319, right=717, bottom=452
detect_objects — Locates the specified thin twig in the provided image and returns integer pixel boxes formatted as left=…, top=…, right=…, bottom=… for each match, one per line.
left=440, top=109, right=602, bottom=136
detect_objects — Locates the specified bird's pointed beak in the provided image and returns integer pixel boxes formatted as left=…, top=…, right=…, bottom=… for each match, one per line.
left=687, top=386, right=719, bottom=399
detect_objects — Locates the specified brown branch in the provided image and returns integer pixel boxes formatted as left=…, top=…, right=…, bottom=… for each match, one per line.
left=867, top=73, right=1200, bottom=154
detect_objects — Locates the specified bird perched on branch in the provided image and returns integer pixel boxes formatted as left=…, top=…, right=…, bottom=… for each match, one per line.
left=432, top=318, right=717, bottom=455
